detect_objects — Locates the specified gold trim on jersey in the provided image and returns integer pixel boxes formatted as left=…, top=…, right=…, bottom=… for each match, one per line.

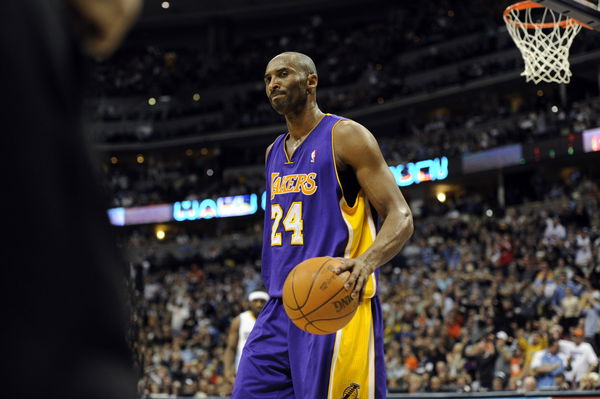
left=339, top=191, right=377, bottom=298
left=330, top=118, right=349, bottom=200
left=282, top=114, right=328, bottom=163
left=331, top=117, right=377, bottom=296
left=327, top=300, right=375, bottom=399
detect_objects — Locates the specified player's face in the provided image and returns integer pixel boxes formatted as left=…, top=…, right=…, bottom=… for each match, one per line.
left=250, top=299, right=267, bottom=315
left=264, top=57, right=308, bottom=115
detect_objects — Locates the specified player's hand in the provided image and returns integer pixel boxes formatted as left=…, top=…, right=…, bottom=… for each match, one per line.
left=67, top=0, right=142, bottom=58
left=333, top=257, right=374, bottom=301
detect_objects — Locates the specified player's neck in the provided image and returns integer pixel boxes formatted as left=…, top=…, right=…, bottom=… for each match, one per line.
left=284, top=103, right=324, bottom=140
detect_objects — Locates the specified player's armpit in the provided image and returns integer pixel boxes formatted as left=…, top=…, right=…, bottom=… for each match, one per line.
left=333, top=120, right=413, bottom=271
left=333, top=120, right=410, bottom=221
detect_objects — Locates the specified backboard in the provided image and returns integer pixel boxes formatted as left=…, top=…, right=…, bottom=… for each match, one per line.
left=532, top=0, right=600, bottom=29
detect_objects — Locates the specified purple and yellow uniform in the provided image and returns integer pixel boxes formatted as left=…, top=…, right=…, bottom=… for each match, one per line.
left=232, top=114, right=386, bottom=399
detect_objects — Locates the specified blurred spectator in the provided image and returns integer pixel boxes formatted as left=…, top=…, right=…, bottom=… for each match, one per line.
left=581, top=290, right=600, bottom=353
left=465, top=332, right=498, bottom=390
left=492, top=371, right=507, bottom=391
left=518, top=330, right=548, bottom=370
left=531, top=337, right=566, bottom=389
left=560, top=328, right=599, bottom=388
left=521, top=376, right=537, bottom=392
left=493, top=331, right=512, bottom=381
left=579, top=372, right=600, bottom=390
left=554, top=372, right=571, bottom=390
left=544, top=216, right=567, bottom=246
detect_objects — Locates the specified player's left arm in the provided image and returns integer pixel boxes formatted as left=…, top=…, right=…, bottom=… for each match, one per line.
left=333, top=119, right=413, bottom=299
left=223, top=315, right=241, bottom=384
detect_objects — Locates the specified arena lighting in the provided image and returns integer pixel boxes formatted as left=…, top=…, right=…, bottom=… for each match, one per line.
left=463, top=144, right=522, bottom=174
left=161, top=1, right=170, bottom=9
left=156, top=229, right=166, bottom=240
left=147, top=97, right=156, bottom=105
left=436, top=192, right=447, bottom=203
left=107, top=156, right=450, bottom=225
left=388, top=156, right=449, bottom=187
left=582, top=127, right=600, bottom=152
left=173, top=194, right=258, bottom=222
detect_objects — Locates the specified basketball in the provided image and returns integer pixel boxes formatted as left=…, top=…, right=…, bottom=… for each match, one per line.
left=282, top=256, right=359, bottom=335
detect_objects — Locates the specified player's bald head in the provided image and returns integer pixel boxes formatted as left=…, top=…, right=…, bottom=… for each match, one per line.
left=267, top=52, right=317, bottom=78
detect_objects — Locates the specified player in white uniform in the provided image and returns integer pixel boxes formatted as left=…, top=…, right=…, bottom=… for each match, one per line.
left=224, top=291, right=270, bottom=384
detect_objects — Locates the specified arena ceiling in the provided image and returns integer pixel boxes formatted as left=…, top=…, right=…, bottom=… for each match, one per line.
left=136, top=0, right=374, bottom=29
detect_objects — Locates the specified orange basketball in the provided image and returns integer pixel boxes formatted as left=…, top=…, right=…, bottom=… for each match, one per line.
left=282, top=256, right=359, bottom=335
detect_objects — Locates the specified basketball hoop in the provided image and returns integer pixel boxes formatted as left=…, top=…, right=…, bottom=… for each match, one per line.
left=503, top=1, right=592, bottom=84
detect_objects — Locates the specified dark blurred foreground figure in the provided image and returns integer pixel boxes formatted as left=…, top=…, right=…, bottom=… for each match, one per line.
left=0, top=1, right=141, bottom=398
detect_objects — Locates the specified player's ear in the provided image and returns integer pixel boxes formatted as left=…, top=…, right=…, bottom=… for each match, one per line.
left=306, top=73, right=318, bottom=94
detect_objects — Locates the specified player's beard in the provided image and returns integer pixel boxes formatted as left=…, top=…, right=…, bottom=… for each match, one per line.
left=271, top=85, right=308, bottom=116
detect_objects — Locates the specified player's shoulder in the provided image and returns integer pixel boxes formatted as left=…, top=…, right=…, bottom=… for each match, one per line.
left=266, top=132, right=287, bottom=159
left=332, top=117, right=374, bottom=140
left=332, top=117, right=362, bottom=133
left=332, top=117, right=380, bottom=158
left=265, top=140, right=277, bottom=161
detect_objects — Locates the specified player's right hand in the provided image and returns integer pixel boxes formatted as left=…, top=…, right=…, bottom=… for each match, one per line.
left=67, top=0, right=142, bottom=58
left=333, top=257, right=374, bottom=301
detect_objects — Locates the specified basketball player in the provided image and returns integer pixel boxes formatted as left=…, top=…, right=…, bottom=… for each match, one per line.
left=223, top=290, right=270, bottom=384
left=232, top=52, right=413, bottom=399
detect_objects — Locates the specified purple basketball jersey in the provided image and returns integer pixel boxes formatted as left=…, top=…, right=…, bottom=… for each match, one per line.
left=262, top=114, right=360, bottom=297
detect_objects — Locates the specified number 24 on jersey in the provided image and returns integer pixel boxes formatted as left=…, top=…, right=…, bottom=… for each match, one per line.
left=271, top=202, right=304, bottom=246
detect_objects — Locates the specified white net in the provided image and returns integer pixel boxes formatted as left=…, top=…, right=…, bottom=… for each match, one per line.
left=504, top=2, right=584, bottom=84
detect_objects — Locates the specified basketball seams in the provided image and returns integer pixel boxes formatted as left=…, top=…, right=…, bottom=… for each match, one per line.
left=284, top=257, right=334, bottom=311
left=302, top=307, right=359, bottom=334
left=305, top=307, right=358, bottom=323
left=289, top=267, right=314, bottom=324
left=289, top=267, right=300, bottom=310
left=287, top=259, right=329, bottom=325
left=288, top=270, right=356, bottom=321
left=299, top=257, right=333, bottom=308
left=283, top=256, right=359, bottom=335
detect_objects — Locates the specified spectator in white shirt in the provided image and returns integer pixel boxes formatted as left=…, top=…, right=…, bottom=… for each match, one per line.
left=581, top=290, right=600, bottom=354
left=575, top=228, right=593, bottom=268
left=559, top=328, right=599, bottom=387
left=543, top=216, right=566, bottom=246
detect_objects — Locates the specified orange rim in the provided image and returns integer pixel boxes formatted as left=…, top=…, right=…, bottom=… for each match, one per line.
left=503, top=0, right=592, bottom=29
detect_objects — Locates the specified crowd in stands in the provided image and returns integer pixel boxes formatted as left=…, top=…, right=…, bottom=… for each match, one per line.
left=103, top=95, right=600, bottom=208
left=85, top=0, right=600, bottom=144
left=128, top=167, right=600, bottom=397
left=88, top=1, right=509, bottom=97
